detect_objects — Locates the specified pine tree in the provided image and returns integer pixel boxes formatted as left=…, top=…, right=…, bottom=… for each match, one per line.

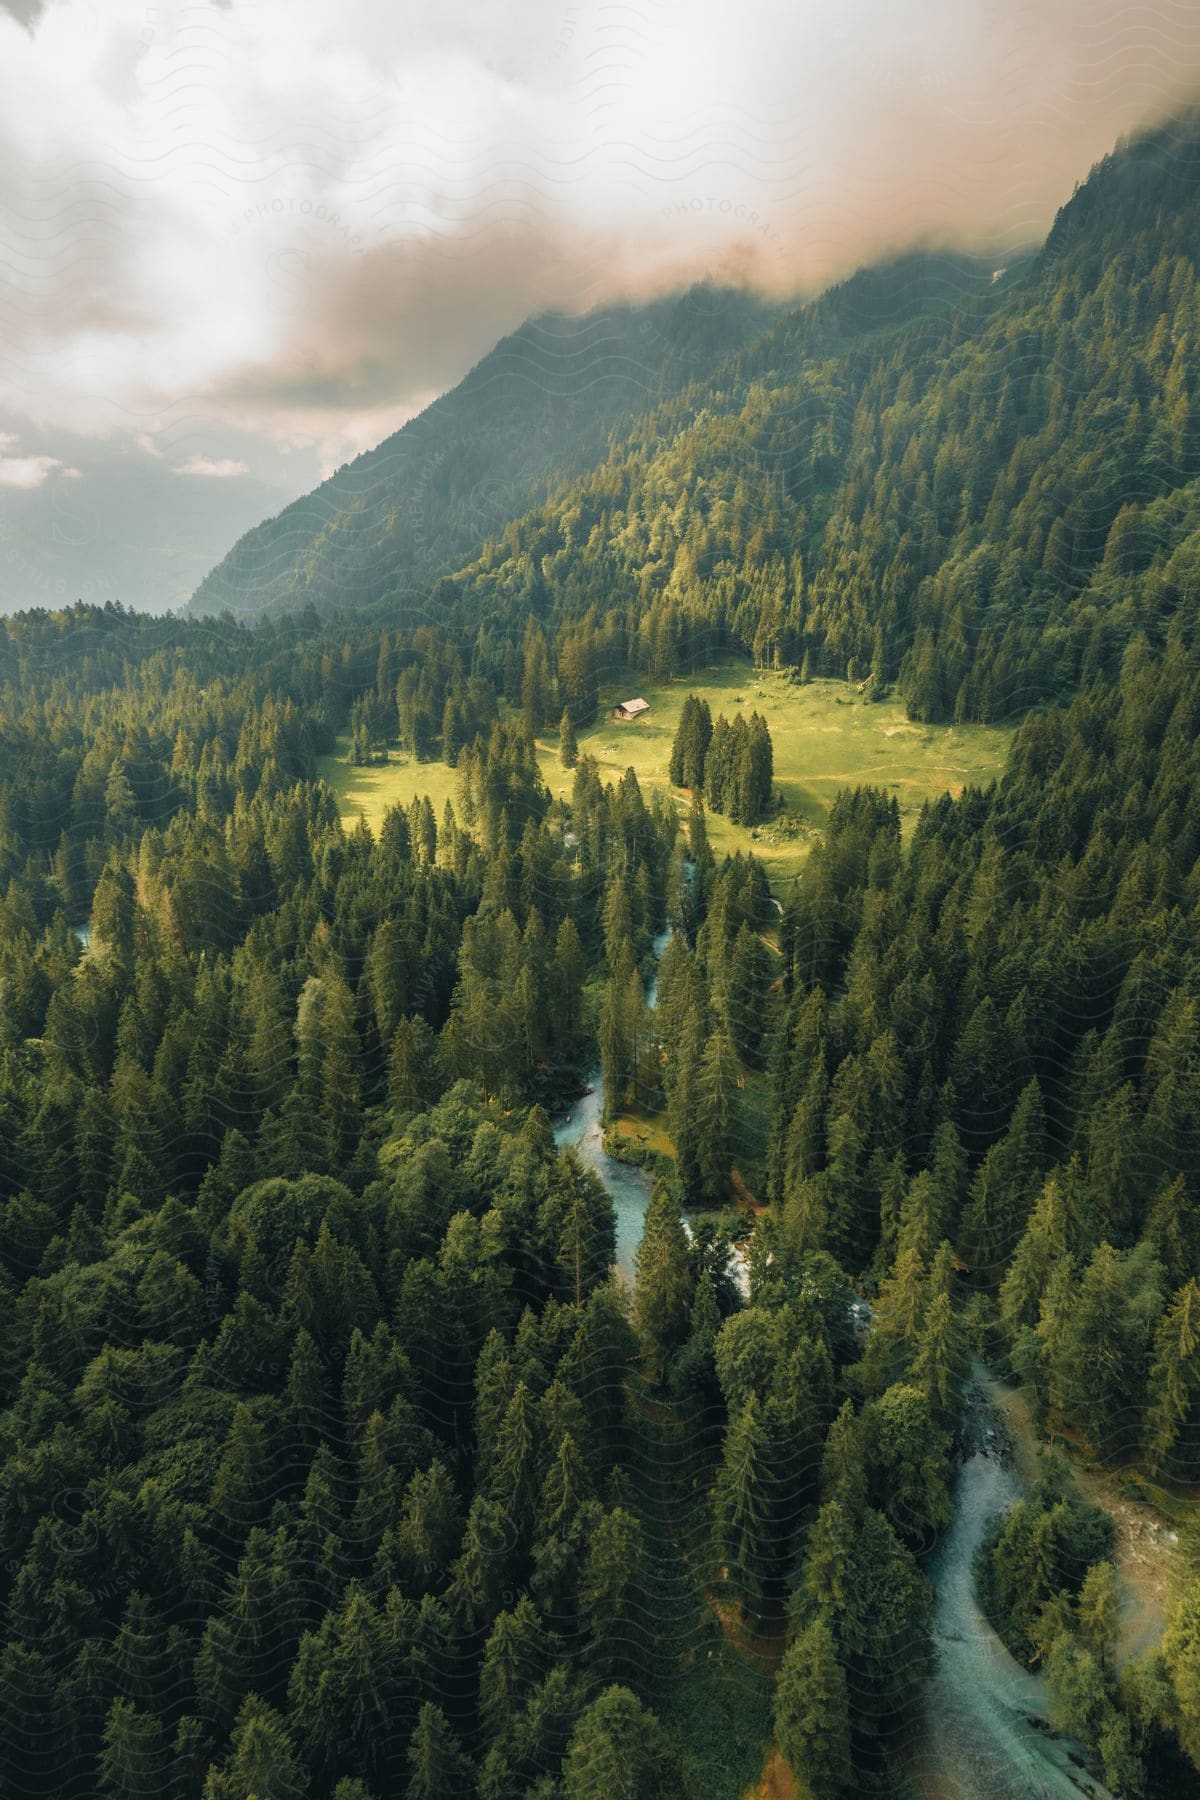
left=490, top=1382, right=539, bottom=1539
left=1078, top=1561, right=1120, bottom=1668
left=857, top=1243, right=926, bottom=1391
left=99, top=1696, right=166, bottom=1799
left=862, top=1383, right=953, bottom=1548
left=666, top=998, right=706, bottom=1201
left=546, top=1152, right=616, bottom=1303
left=998, top=1169, right=1076, bottom=1341
left=911, top=1283, right=967, bottom=1428
left=578, top=1507, right=646, bottom=1684
left=712, top=1395, right=770, bottom=1613
left=479, top=1597, right=551, bottom=1735
left=105, top=760, right=139, bottom=836
left=724, top=923, right=769, bottom=1067
left=521, top=624, right=551, bottom=740
left=553, top=916, right=588, bottom=1053
left=598, top=944, right=643, bottom=1114
left=389, top=1016, right=440, bottom=1116
left=562, top=1687, right=683, bottom=1800
left=1145, top=1175, right=1200, bottom=1292
left=537, top=1430, right=588, bottom=1540
left=284, top=1326, right=327, bottom=1457
left=210, top=1403, right=270, bottom=1537
left=1145, top=1279, right=1200, bottom=1478
left=696, top=1027, right=739, bottom=1204
left=406, top=1703, right=472, bottom=1800
left=448, top=1496, right=511, bottom=1631
left=803, top=1506, right=934, bottom=1724
left=774, top=1618, right=851, bottom=1797
left=1041, top=1241, right=1163, bottom=1454
left=391, top=1459, right=463, bottom=1593
left=668, top=695, right=712, bottom=789
left=687, top=787, right=711, bottom=863
left=1162, top=1582, right=1200, bottom=1771
left=205, top=1695, right=307, bottom=1800
left=820, top=1401, right=867, bottom=1512
left=957, top=1077, right=1046, bottom=1278
left=633, top=1181, right=693, bottom=1382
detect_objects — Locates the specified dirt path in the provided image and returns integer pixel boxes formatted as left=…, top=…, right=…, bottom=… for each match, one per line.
left=743, top=1746, right=801, bottom=1800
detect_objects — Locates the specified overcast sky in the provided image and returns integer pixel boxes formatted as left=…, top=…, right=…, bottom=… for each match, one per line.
left=2, top=0, right=1200, bottom=611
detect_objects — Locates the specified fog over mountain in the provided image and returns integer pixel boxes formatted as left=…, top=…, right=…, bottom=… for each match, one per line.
left=2, top=0, right=1200, bottom=609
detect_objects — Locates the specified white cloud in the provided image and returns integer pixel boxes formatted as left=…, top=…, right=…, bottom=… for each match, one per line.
left=173, top=455, right=250, bottom=479
left=0, top=449, right=80, bottom=488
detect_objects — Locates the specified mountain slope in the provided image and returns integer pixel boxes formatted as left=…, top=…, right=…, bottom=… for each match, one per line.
left=195, top=108, right=1200, bottom=729
left=188, top=287, right=774, bottom=618
left=437, top=109, right=1200, bottom=723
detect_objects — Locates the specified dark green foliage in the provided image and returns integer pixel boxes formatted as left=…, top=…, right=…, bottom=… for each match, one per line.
left=559, top=709, right=578, bottom=769
left=792, top=1500, right=934, bottom=1763
left=1145, top=1280, right=1200, bottom=1479
left=561, top=1686, right=685, bottom=1800
left=774, top=1618, right=851, bottom=1798
left=632, top=1182, right=693, bottom=1383
left=668, top=694, right=713, bottom=789
left=406, top=1702, right=473, bottom=1800
left=703, top=711, right=774, bottom=825
left=976, top=1463, right=1114, bottom=1662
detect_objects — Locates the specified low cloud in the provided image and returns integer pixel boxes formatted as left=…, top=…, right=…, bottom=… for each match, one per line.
left=0, top=0, right=43, bottom=29
left=3, top=0, right=1200, bottom=463
left=0, top=445, right=81, bottom=488
left=173, top=455, right=250, bottom=480
left=1, top=0, right=1200, bottom=606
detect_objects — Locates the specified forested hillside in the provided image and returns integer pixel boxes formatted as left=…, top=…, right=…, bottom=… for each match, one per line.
left=189, top=287, right=773, bottom=621
left=444, top=112, right=1200, bottom=726
left=198, top=113, right=1200, bottom=735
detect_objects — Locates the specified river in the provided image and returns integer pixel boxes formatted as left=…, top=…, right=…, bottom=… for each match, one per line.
left=910, top=1365, right=1115, bottom=1800
left=553, top=933, right=1124, bottom=1799
left=553, top=925, right=670, bottom=1279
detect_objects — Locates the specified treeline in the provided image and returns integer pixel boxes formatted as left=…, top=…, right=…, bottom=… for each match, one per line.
left=593, top=769, right=780, bottom=1207
left=626, top=1111, right=955, bottom=1792
left=350, top=629, right=503, bottom=765
left=668, top=695, right=774, bottom=824
left=347, top=615, right=638, bottom=767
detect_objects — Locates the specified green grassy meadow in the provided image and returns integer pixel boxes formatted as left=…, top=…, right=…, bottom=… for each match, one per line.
left=318, top=663, right=1016, bottom=892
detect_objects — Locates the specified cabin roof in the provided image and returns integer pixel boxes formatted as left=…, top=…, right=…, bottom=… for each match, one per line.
left=616, top=696, right=650, bottom=716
